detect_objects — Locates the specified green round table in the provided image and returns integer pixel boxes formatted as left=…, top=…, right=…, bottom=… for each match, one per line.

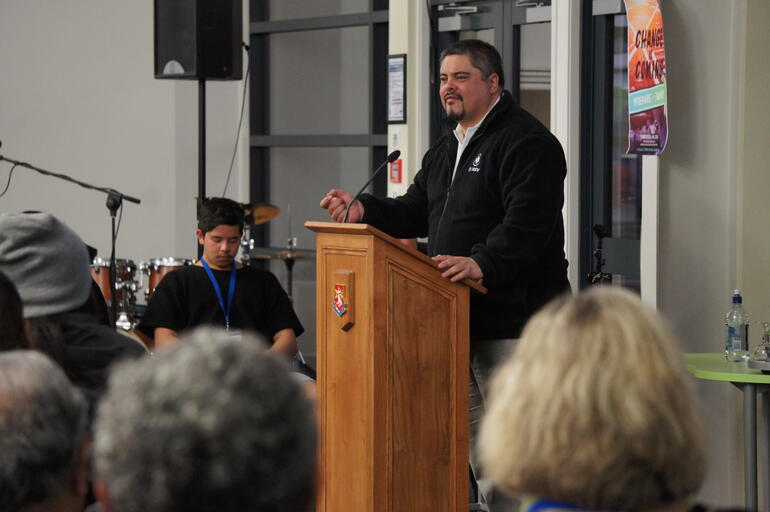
left=685, top=353, right=770, bottom=511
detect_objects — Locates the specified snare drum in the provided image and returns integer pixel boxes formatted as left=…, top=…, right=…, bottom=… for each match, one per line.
left=141, top=257, right=192, bottom=300
left=90, top=258, right=137, bottom=303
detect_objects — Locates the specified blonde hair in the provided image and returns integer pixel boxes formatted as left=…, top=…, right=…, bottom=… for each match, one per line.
left=479, top=287, right=705, bottom=511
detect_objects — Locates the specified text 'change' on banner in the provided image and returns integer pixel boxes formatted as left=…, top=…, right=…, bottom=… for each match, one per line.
left=624, top=0, right=668, bottom=155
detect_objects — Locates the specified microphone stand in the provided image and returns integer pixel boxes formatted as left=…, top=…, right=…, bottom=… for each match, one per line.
left=587, top=224, right=611, bottom=285
left=0, top=146, right=141, bottom=328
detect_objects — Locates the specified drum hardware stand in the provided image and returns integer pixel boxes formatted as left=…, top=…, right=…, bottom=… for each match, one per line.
left=284, top=239, right=298, bottom=302
left=0, top=141, right=141, bottom=328
left=285, top=203, right=298, bottom=300
left=114, top=274, right=140, bottom=331
left=115, top=303, right=134, bottom=331
left=241, top=201, right=280, bottom=268
left=240, top=224, right=254, bottom=266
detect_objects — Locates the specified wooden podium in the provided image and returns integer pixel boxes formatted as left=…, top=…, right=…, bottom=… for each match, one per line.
left=306, top=222, right=485, bottom=512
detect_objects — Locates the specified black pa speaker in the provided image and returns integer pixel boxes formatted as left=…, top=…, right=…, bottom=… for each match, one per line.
left=154, top=0, right=243, bottom=80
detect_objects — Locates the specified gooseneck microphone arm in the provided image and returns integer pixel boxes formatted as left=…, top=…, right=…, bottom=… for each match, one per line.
left=0, top=140, right=141, bottom=328
left=342, top=150, right=401, bottom=223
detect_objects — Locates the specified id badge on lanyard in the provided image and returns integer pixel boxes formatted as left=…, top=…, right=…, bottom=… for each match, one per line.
left=200, top=259, right=237, bottom=331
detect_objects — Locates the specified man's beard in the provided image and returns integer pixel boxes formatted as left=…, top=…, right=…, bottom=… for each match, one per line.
left=443, top=106, right=465, bottom=127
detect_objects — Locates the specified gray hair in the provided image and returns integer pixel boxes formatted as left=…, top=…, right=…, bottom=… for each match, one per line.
left=93, top=327, right=316, bottom=512
left=0, top=350, right=88, bottom=511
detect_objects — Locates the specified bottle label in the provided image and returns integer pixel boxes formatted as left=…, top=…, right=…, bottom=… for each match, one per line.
left=726, top=325, right=745, bottom=352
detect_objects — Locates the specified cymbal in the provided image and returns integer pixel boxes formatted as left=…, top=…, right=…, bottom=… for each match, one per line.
left=250, top=247, right=316, bottom=261
left=244, top=203, right=280, bottom=225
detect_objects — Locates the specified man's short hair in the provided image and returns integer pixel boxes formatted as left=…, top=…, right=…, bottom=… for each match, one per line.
left=197, top=197, right=245, bottom=233
left=479, top=287, right=705, bottom=511
left=0, top=270, right=26, bottom=350
left=93, top=327, right=316, bottom=512
left=0, top=350, right=88, bottom=511
left=440, top=39, right=505, bottom=89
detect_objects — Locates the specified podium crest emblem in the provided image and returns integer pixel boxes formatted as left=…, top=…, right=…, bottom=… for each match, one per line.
left=333, top=284, right=347, bottom=317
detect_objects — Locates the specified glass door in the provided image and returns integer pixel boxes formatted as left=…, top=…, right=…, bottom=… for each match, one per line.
left=580, top=0, right=642, bottom=291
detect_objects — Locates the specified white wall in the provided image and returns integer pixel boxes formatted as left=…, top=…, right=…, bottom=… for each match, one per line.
left=0, top=1, right=248, bottom=267
left=659, top=1, right=740, bottom=500
left=658, top=0, right=769, bottom=503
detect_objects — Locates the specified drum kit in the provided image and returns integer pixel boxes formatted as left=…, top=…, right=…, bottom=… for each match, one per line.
left=91, top=202, right=315, bottom=330
left=90, top=257, right=193, bottom=330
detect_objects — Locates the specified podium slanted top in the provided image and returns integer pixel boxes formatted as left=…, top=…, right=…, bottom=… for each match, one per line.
left=305, top=221, right=486, bottom=294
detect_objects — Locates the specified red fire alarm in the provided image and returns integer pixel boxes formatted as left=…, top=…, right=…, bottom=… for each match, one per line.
left=389, top=158, right=402, bottom=183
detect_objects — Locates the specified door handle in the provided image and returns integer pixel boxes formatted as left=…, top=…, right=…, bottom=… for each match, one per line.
left=437, top=4, right=479, bottom=15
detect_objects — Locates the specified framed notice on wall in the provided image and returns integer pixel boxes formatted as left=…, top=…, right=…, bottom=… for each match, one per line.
left=388, top=54, right=406, bottom=124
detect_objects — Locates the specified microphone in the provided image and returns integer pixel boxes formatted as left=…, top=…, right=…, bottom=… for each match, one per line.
left=592, top=224, right=609, bottom=240
left=342, top=150, right=400, bottom=223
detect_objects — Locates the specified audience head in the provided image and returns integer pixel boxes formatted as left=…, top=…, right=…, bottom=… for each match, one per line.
left=0, top=350, right=89, bottom=512
left=196, top=197, right=245, bottom=234
left=93, top=327, right=317, bottom=512
left=0, top=212, right=92, bottom=319
left=479, top=286, right=705, bottom=511
left=0, top=270, right=27, bottom=350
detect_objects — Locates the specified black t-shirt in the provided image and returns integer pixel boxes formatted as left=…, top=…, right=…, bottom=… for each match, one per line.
left=137, top=265, right=304, bottom=342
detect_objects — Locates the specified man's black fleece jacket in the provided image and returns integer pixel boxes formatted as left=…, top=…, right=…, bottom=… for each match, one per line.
left=358, top=91, right=570, bottom=341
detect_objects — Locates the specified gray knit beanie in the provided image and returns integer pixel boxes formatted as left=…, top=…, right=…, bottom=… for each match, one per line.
left=0, top=212, right=92, bottom=318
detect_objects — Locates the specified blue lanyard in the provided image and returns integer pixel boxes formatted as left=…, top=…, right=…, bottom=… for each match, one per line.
left=528, top=500, right=583, bottom=512
left=200, top=259, right=237, bottom=330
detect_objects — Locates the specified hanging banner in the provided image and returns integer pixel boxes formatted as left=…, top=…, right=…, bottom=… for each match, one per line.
left=624, top=0, right=668, bottom=155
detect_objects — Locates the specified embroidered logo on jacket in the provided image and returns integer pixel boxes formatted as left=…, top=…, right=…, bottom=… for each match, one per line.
left=467, top=153, right=482, bottom=173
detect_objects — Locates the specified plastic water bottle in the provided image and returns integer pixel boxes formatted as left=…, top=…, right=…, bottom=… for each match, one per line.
left=725, top=289, right=749, bottom=362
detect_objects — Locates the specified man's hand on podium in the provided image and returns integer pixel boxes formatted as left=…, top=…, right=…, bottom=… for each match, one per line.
left=320, top=189, right=364, bottom=223
left=433, top=255, right=483, bottom=282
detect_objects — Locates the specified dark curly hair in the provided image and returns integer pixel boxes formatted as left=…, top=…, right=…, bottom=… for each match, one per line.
left=197, top=197, right=245, bottom=234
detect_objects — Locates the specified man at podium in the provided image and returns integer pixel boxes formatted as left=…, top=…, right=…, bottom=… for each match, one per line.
left=321, top=39, right=570, bottom=510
